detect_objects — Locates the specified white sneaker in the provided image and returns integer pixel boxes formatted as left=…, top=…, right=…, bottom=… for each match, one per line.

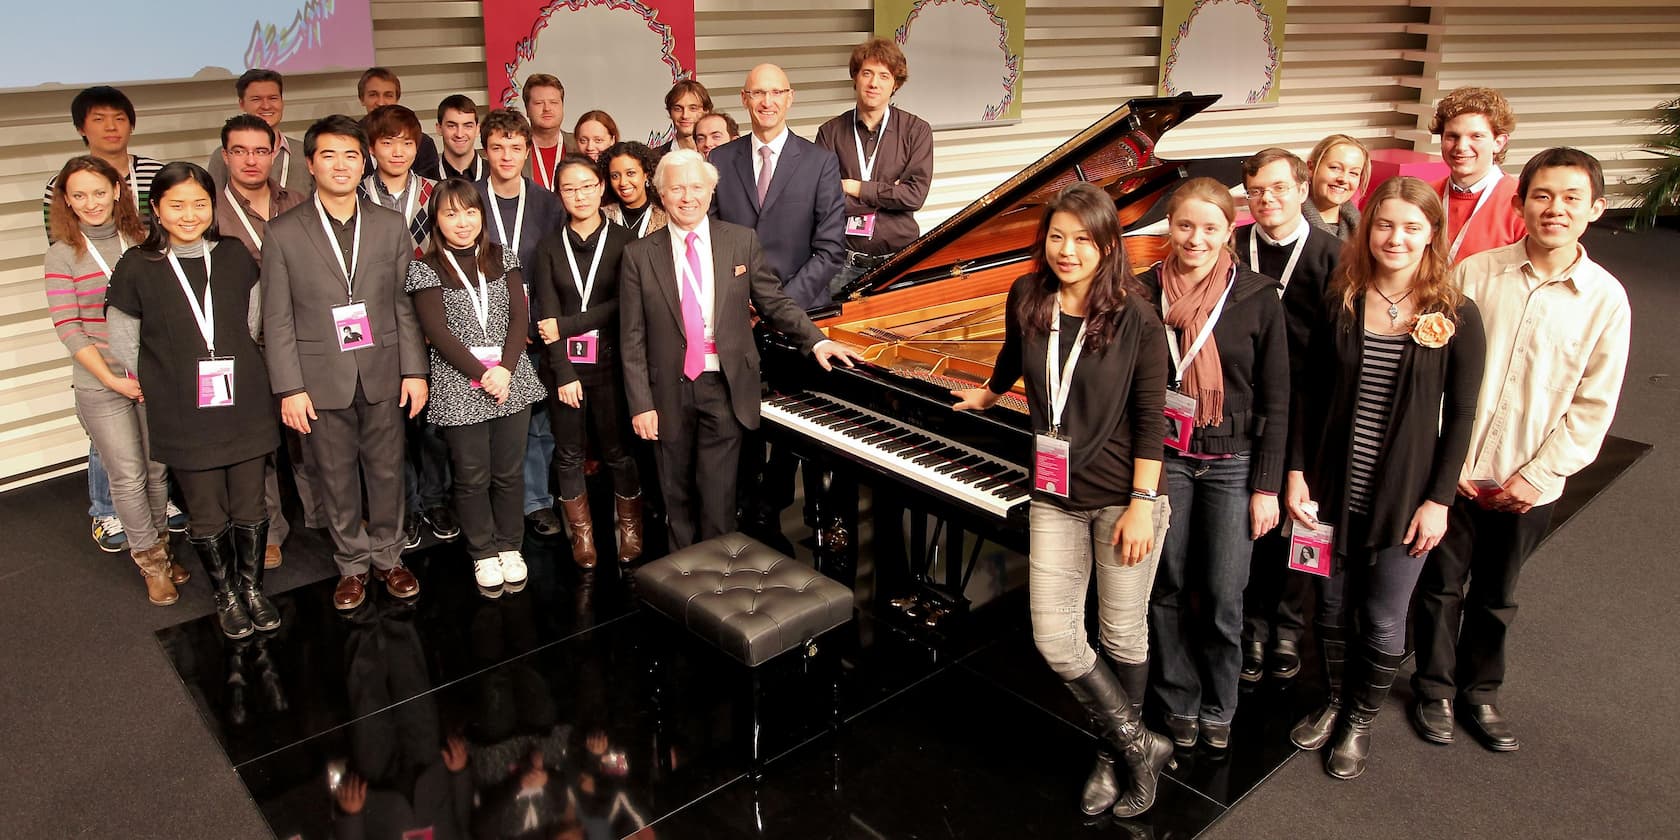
left=498, top=550, right=529, bottom=590
left=473, top=557, right=504, bottom=593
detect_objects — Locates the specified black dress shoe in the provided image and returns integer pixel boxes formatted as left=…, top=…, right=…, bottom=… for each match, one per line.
left=526, top=507, right=564, bottom=537
left=1165, top=716, right=1198, bottom=748
left=1460, top=702, right=1519, bottom=752
left=1240, top=640, right=1265, bottom=684
left=1200, top=719, right=1231, bottom=750
left=1412, top=698, right=1455, bottom=745
left=425, top=505, right=460, bottom=540
left=1269, top=638, right=1301, bottom=680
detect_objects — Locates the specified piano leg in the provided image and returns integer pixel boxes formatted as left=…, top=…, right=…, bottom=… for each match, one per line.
left=812, top=464, right=859, bottom=589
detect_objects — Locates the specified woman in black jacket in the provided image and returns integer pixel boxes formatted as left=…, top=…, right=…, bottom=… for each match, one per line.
left=532, top=155, right=643, bottom=568
left=1284, top=175, right=1485, bottom=779
left=1139, top=177, right=1290, bottom=750
left=952, top=183, right=1173, bottom=818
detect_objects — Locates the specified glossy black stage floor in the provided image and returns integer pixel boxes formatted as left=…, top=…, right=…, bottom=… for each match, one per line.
left=155, top=435, right=1649, bottom=840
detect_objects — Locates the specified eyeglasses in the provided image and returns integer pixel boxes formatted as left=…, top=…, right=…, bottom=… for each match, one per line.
left=226, top=147, right=274, bottom=159
left=1245, top=183, right=1299, bottom=201
left=743, top=89, right=791, bottom=101
left=558, top=182, right=602, bottom=198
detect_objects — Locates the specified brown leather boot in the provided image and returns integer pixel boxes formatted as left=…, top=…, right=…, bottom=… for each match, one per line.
left=132, top=544, right=179, bottom=606
left=160, top=538, right=191, bottom=585
left=559, top=495, right=598, bottom=569
left=614, top=494, right=644, bottom=563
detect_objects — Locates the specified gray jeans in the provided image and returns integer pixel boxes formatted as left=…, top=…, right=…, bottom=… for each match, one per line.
left=73, top=385, right=168, bottom=552
left=1029, top=496, right=1173, bottom=679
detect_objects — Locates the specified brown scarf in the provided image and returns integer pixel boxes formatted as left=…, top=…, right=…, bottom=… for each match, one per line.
left=1161, top=250, right=1234, bottom=427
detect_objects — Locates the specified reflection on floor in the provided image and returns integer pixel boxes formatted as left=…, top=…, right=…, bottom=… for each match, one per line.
left=156, top=435, right=1650, bottom=840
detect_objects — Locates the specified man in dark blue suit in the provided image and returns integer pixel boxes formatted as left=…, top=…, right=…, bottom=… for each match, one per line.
left=707, top=63, right=846, bottom=312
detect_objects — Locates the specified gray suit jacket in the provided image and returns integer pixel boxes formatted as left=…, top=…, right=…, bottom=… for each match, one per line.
left=619, top=219, right=825, bottom=430
left=262, top=197, right=425, bottom=409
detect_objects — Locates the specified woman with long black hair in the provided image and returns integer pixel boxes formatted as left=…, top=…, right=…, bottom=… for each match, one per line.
left=952, top=182, right=1174, bottom=817
left=1284, top=175, right=1485, bottom=779
left=105, top=162, right=280, bottom=637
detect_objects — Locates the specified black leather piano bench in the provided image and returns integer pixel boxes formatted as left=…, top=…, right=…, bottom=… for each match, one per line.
left=634, top=532, right=853, bottom=773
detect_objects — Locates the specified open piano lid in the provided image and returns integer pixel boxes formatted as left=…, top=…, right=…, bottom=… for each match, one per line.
left=834, top=93, right=1220, bottom=302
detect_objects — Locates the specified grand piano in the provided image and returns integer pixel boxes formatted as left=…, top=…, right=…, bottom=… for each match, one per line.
left=759, top=94, right=1219, bottom=621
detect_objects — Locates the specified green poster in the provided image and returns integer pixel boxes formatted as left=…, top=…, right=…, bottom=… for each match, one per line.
left=1159, top=0, right=1287, bottom=107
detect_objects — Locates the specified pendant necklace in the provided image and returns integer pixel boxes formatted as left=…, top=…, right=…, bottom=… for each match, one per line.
left=1373, top=286, right=1413, bottom=328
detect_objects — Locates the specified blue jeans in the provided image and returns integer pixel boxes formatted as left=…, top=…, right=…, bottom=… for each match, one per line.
left=88, top=444, right=115, bottom=518
left=1150, top=452, right=1255, bottom=726
left=523, top=401, right=555, bottom=515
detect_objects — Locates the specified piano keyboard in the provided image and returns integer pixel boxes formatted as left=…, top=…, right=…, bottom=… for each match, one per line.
left=762, top=392, right=1032, bottom=519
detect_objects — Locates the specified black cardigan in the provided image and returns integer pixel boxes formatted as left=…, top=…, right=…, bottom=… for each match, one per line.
left=529, top=217, right=634, bottom=387
left=986, top=274, right=1169, bottom=510
left=1286, top=292, right=1486, bottom=552
left=1135, top=263, right=1290, bottom=494
left=1235, top=222, right=1342, bottom=377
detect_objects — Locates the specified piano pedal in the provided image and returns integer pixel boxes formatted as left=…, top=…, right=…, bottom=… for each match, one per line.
left=922, top=605, right=951, bottom=627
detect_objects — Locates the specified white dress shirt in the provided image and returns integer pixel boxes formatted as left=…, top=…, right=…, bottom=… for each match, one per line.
left=668, top=217, right=721, bottom=371
left=750, top=128, right=791, bottom=185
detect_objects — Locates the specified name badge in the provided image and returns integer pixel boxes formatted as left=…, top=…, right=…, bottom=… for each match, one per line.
left=567, top=330, right=599, bottom=364
left=1164, top=390, right=1197, bottom=453
left=468, top=346, right=500, bottom=389
left=1033, top=432, right=1071, bottom=498
left=1286, top=503, right=1334, bottom=578
left=1470, top=478, right=1503, bottom=501
left=845, top=213, right=876, bottom=238
left=197, top=357, right=235, bottom=408
left=333, top=302, right=374, bottom=351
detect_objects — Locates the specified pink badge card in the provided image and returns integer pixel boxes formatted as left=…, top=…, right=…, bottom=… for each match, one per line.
left=468, top=346, right=500, bottom=389
left=332, top=302, right=374, bottom=351
left=566, top=330, right=599, bottom=364
left=196, top=358, right=235, bottom=408
left=1287, top=517, right=1335, bottom=578
left=1033, top=432, right=1070, bottom=498
left=845, top=213, right=877, bottom=238
left=1164, top=390, right=1197, bottom=453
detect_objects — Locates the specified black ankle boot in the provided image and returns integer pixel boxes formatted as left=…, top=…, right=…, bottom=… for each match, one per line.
left=193, top=526, right=252, bottom=639
left=1064, top=661, right=1175, bottom=818
left=1291, top=625, right=1347, bottom=750
left=1326, top=645, right=1405, bottom=780
left=232, top=521, right=281, bottom=632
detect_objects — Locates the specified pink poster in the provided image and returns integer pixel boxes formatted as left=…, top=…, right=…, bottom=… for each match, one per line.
left=247, top=0, right=377, bottom=76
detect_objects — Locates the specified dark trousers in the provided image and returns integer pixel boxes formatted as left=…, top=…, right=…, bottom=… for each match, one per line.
left=550, top=373, right=640, bottom=501
left=1243, top=529, right=1311, bottom=645
left=656, top=372, right=741, bottom=549
left=304, top=384, right=406, bottom=575
left=443, top=409, right=532, bottom=561
left=1412, top=497, right=1555, bottom=703
left=403, top=413, right=451, bottom=513
left=175, top=454, right=267, bottom=538
left=1317, top=515, right=1428, bottom=656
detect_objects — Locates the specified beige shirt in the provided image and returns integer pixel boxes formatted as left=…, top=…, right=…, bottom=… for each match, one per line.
left=1453, top=239, right=1631, bottom=506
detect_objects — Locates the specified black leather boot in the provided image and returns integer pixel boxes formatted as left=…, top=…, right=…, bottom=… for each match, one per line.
left=232, top=521, right=281, bottom=632
left=193, top=526, right=252, bottom=639
left=1115, top=659, right=1148, bottom=718
left=1326, top=645, right=1405, bottom=780
left=1065, top=660, right=1175, bottom=818
left=1290, top=624, right=1347, bottom=750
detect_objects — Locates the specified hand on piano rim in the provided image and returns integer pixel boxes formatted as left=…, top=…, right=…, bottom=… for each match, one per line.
left=812, top=339, right=864, bottom=372
left=950, top=386, right=1000, bottom=412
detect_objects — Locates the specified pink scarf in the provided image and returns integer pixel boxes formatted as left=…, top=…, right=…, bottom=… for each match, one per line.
left=1161, top=250, right=1234, bottom=427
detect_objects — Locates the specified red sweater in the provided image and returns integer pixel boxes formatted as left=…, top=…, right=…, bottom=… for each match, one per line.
left=1430, top=173, right=1526, bottom=264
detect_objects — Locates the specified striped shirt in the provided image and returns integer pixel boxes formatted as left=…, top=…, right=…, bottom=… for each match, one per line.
left=42, top=154, right=164, bottom=239
left=1346, top=330, right=1408, bottom=515
left=43, top=221, right=132, bottom=389
left=360, top=172, right=435, bottom=256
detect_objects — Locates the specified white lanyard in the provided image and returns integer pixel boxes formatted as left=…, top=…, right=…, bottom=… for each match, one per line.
left=629, top=205, right=652, bottom=237
left=314, top=195, right=361, bottom=298
left=120, top=157, right=141, bottom=214
left=489, top=180, right=527, bottom=256
left=1249, top=225, right=1308, bottom=292
left=83, top=232, right=128, bottom=279
left=534, top=147, right=557, bottom=192
left=1443, top=172, right=1501, bottom=262
left=365, top=174, right=419, bottom=225
left=443, top=251, right=491, bottom=337
left=224, top=184, right=265, bottom=250
left=561, top=223, right=608, bottom=314
left=1045, top=302, right=1090, bottom=434
left=166, top=248, right=216, bottom=356
left=276, top=144, right=290, bottom=188
left=1162, top=265, right=1235, bottom=384
left=851, top=106, right=890, bottom=181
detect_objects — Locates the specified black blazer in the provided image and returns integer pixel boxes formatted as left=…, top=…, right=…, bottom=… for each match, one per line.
left=618, top=219, right=825, bottom=430
left=1287, top=293, right=1486, bottom=550
left=708, top=132, right=846, bottom=311
left=530, top=217, right=635, bottom=386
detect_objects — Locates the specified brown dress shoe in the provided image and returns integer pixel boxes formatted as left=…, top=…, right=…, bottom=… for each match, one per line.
left=133, top=544, right=179, bottom=606
left=373, top=563, right=421, bottom=599
left=265, top=544, right=283, bottom=570
left=614, top=494, right=644, bottom=563
left=334, top=574, right=368, bottom=610
left=559, top=495, right=598, bottom=569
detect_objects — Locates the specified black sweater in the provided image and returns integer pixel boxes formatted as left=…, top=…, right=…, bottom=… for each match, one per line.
left=986, top=274, right=1170, bottom=510
left=1135, top=263, right=1290, bottom=494
left=529, top=216, right=634, bottom=387
left=1287, top=292, right=1486, bottom=552
left=1235, top=222, right=1342, bottom=377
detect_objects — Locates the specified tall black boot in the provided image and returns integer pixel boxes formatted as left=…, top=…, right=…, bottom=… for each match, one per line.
left=193, top=526, right=252, bottom=639
left=1290, top=624, right=1348, bottom=750
left=1326, top=645, right=1405, bottom=780
left=1065, top=660, right=1175, bottom=818
left=232, top=521, right=281, bottom=632
left=1115, top=659, right=1149, bottom=718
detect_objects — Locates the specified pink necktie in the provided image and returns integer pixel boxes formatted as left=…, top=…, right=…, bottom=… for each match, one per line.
left=756, top=145, right=774, bottom=206
left=681, top=231, right=707, bottom=380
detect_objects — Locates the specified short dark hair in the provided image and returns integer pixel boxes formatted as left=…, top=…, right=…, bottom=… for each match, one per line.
left=480, top=108, right=532, bottom=146
left=556, top=153, right=606, bottom=188
left=664, top=79, right=713, bottom=112
left=358, top=67, right=401, bottom=99
left=1517, top=146, right=1605, bottom=203
left=698, top=110, right=739, bottom=139
left=305, top=114, right=369, bottom=159
left=1241, top=147, right=1309, bottom=185
left=236, top=69, right=284, bottom=99
left=849, top=38, right=909, bottom=90
left=71, top=86, right=135, bottom=137
left=437, top=94, right=478, bottom=123
left=221, top=114, right=276, bottom=149
left=363, top=104, right=423, bottom=144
